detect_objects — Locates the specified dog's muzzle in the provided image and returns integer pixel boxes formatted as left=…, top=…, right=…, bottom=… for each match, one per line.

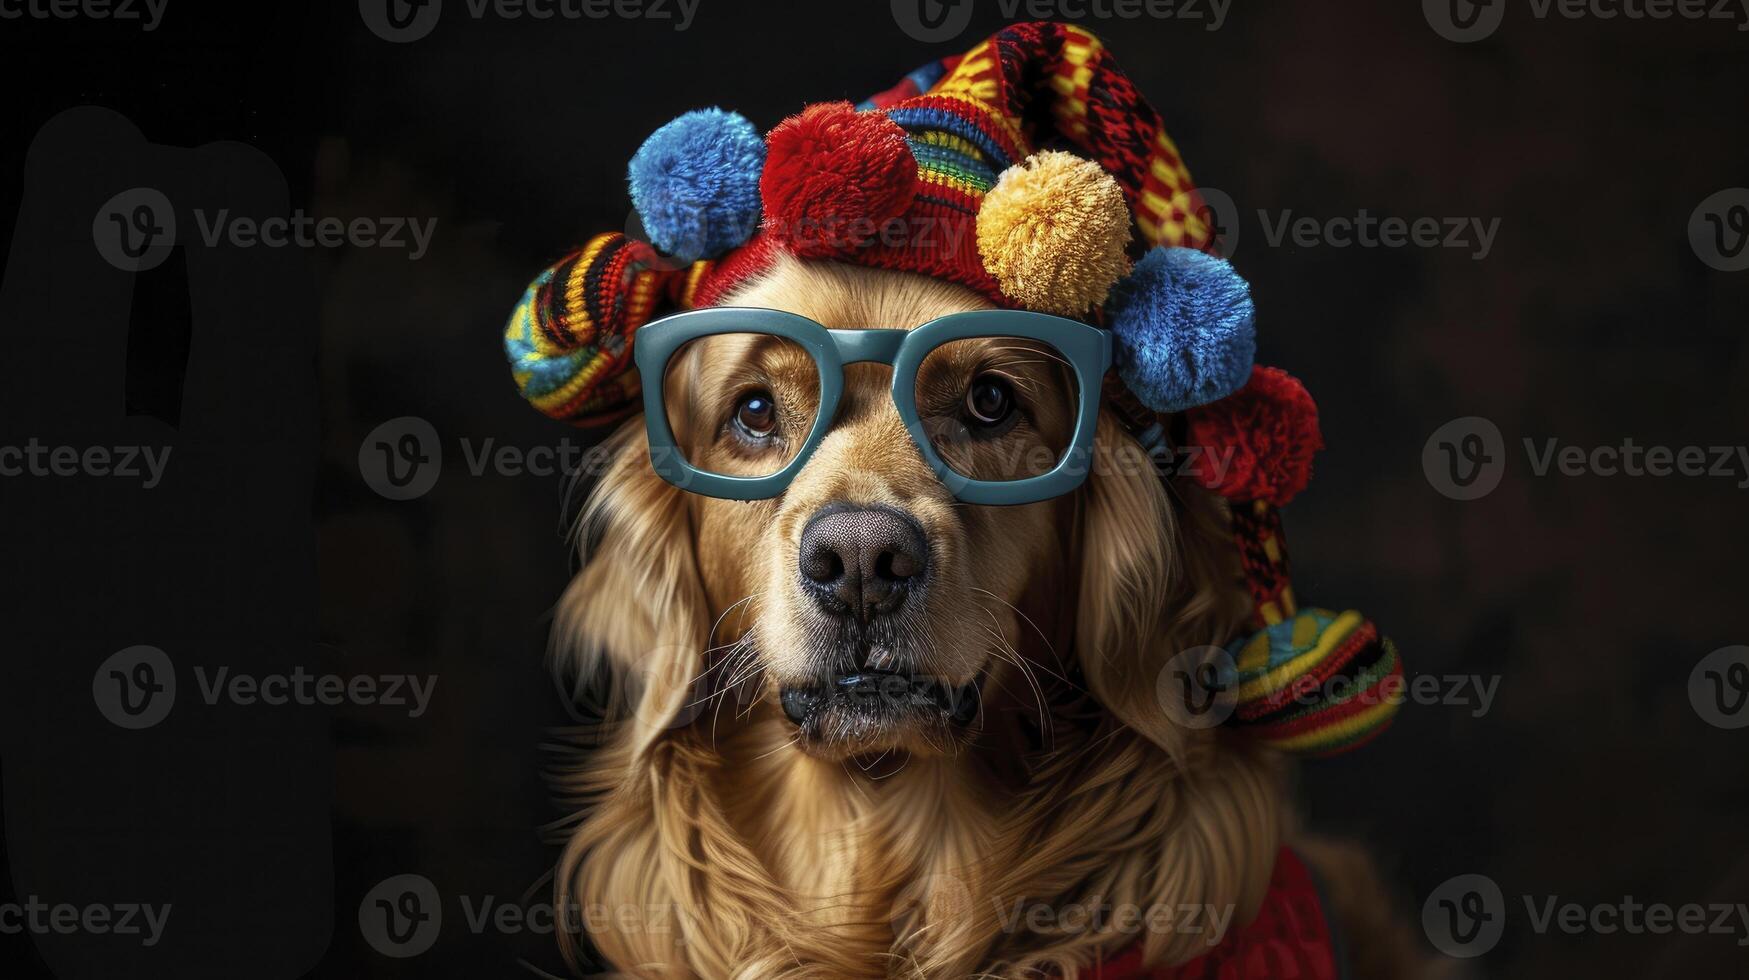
left=778, top=670, right=982, bottom=736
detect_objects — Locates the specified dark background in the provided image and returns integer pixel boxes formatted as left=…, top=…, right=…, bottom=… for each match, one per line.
left=2, top=1, right=1746, bottom=977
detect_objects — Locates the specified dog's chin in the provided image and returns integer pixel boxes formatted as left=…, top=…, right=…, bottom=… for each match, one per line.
left=776, top=669, right=984, bottom=761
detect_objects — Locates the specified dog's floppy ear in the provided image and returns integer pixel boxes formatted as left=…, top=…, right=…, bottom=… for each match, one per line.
left=1075, top=412, right=1246, bottom=757
left=553, top=420, right=710, bottom=757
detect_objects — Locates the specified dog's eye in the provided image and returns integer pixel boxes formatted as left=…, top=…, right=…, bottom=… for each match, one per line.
left=732, top=390, right=778, bottom=439
left=964, top=375, right=1016, bottom=427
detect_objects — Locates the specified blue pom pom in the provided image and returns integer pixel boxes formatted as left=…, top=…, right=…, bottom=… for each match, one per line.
left=628, top=108, right=765, bottom=262
left=1105, top=246, right=1256, bottom=413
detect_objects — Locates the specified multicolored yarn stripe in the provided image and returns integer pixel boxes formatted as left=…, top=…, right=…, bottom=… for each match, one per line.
left=504, top=232, right=704, bottom=427
left=1231, top=498, right=1296, bottom=630
left=1223, top=606, right=1402, bottom=756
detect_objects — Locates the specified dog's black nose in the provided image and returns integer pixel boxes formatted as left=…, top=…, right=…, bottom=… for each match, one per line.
left=798, top=504, right=928, bottom=621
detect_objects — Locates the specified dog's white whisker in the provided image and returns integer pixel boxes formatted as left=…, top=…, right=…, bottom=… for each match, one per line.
left=706, top=591, right=764, bottom=649
left=973, top=602, right=1054, bottom=746
left=971, top=587, right=1071, bottom=683
left=979, top=623, right=1052, bottom=748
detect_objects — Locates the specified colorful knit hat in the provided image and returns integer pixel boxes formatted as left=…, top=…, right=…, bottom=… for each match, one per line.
left=506, top=22, right=1248, bottom=426
left=502, top=21, right=1401, bottom=756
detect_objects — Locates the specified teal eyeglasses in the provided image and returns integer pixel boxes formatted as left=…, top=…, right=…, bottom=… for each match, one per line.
left=634, top=308, right=1113, bottom=505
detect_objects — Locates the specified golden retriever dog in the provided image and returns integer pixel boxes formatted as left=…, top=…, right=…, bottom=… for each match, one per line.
left=543, top=255, right=1424, bottom=978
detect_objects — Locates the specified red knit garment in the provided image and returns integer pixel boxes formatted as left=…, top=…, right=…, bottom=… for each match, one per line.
left=1082, top=848, right=1340, bottom=980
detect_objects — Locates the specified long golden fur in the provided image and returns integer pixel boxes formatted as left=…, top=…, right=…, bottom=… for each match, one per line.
left=543, top=257, right=1421, bottom=978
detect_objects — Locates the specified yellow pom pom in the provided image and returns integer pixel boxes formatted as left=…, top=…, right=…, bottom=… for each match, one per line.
left=975, top=151, right=1133, bottom=316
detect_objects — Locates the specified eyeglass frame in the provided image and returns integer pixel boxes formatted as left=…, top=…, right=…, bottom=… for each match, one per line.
left=633, top=307, right=1113, bottom=505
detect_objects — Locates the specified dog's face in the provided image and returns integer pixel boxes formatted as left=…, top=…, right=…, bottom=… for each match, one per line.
left=659, top=259, right=1074, bottom=761
left=563, top=255, right=1235, bottom=780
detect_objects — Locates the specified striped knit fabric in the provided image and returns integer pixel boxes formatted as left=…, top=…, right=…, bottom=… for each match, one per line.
left=505, top=232, right=704, bottom=427
left=1232, top=499, right=1296, bottom=631
left=1227, top=609, right=1404, bottom=757
left=843, top=21, right=1214, bottom=303
left=885, top=21, right=1214, bottom=254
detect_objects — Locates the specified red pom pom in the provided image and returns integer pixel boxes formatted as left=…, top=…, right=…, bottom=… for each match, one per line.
left=1184, top=366, right=1323, bottom=506
left=760, top=102, right=917, bottom=257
